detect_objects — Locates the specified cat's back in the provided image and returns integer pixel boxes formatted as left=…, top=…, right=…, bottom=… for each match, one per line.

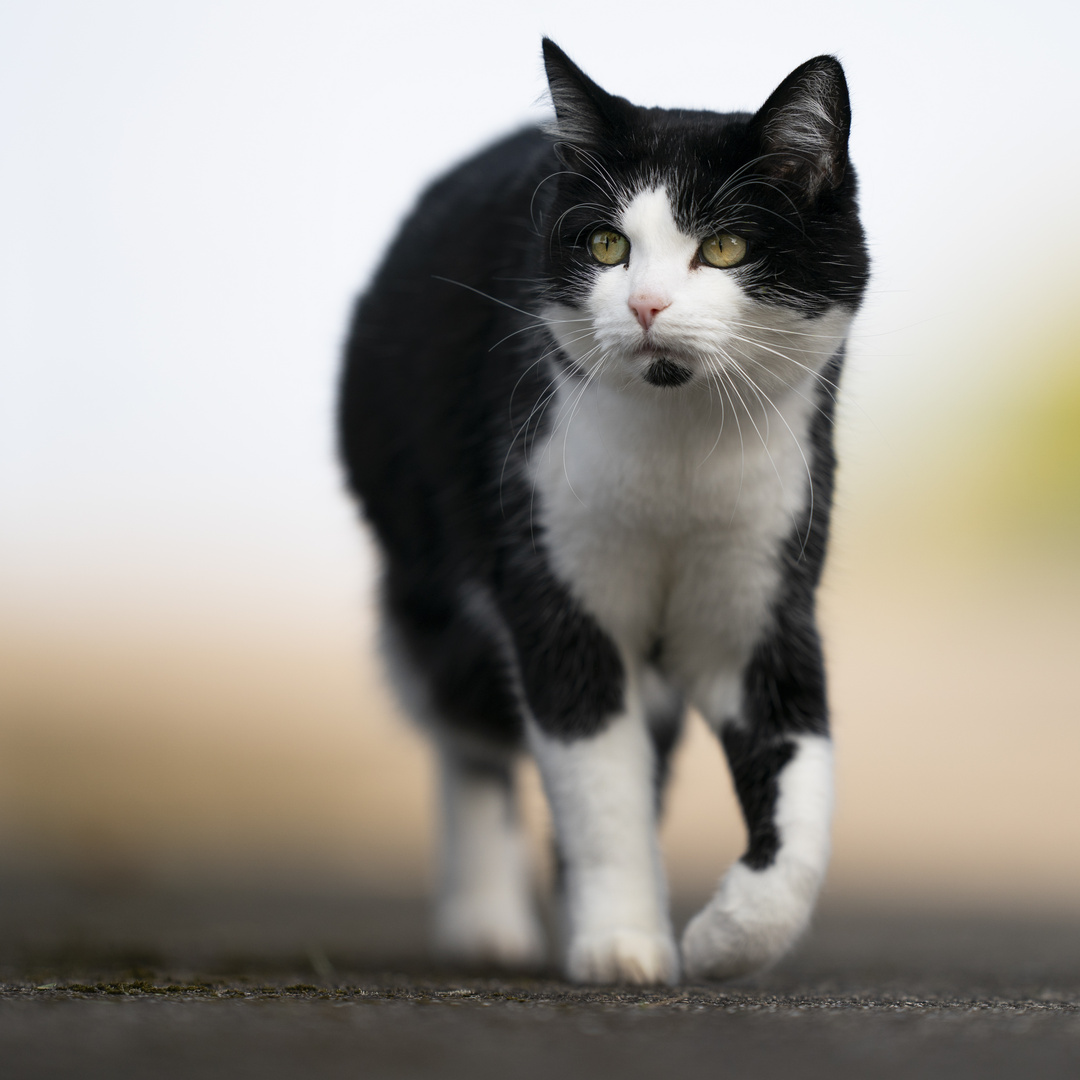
left=339, top=127, right=554, bottom=527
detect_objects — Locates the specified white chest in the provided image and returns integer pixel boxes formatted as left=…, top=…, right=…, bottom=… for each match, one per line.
left=532, top=377, right=818, bottom=668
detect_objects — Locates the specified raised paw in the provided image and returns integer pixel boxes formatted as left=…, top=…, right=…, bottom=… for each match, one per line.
left=680, top=861, right=819, bottom=981
left=434, top=896, right=546, bottom=969
left=567, top=928, right=680, bottom=985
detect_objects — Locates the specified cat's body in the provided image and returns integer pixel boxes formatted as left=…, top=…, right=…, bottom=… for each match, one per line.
left=339, top=41, right=868, bottom=984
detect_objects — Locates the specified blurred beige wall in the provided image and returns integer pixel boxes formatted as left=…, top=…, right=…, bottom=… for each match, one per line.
left=3, top=482, right=1077, bottom=912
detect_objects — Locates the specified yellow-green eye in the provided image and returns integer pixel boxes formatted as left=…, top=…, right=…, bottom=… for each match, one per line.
left=700, top=233, right=747, bottom=268
left=589, top=229, right=629, bottom=265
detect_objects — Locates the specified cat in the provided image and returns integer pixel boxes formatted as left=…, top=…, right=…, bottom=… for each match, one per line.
left=338, top=39, right=868, bottom=985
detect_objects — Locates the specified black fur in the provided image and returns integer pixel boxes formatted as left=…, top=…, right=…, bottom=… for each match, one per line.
left=720, top=726, right=797, bottom=870
left=643, top=357, right=694, bottom=387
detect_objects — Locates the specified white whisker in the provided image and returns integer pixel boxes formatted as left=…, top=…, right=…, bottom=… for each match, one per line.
left=721, top=349, right=815, bottom=554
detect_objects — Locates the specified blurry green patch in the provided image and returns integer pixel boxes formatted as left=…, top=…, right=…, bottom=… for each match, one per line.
left=965, top=346, right=1080, bottom=545
left=917, top=330, right=1080, bottom=557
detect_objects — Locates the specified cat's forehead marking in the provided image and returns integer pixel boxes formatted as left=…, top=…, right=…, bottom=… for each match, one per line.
left=617, top=187, right=698, bottom=257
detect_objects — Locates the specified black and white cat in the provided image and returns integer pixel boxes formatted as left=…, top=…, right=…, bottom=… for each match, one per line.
left=339, top=39, right=868, bottom=984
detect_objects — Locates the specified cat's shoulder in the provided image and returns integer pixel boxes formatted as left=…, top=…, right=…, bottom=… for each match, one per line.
left=414, top=126, right=556, bottom=215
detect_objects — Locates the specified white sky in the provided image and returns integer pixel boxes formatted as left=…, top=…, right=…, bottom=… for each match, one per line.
left=2, top=1, right=1077, bottom=622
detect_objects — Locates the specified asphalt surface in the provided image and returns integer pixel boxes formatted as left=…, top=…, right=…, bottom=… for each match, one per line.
left=2, top=881, right=1078, bottom=1078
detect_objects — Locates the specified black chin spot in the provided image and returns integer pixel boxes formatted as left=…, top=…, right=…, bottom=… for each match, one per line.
left=643, top=358, right=693, bottom=388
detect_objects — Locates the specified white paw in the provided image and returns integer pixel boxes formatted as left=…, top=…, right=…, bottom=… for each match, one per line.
left=434, top=897, right=546, bottom=969
left=680, top=861, right=819, bottom=981
left=567, top=928, right=680, bottom=985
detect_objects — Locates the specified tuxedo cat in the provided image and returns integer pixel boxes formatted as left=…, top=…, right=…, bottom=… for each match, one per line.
left=339, top=39, right=868, bottom=984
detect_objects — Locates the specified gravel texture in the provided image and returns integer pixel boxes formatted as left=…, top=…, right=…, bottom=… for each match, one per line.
left=2, top=882, right=1078, bottom=1078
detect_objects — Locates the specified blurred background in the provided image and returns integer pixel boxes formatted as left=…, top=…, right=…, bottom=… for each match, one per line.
left=1, top=0, right=1077, bottom=930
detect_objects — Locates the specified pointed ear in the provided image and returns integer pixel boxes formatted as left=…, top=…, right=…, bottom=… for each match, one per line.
left=749, top=56, right=852, bottom=197
left=542, top=38, right=629, bottom=153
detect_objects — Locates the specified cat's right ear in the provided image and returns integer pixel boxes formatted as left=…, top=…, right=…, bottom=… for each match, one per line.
left=542, top=39, right=630, bottom=159
left=748, top=55, right=852, bottom=199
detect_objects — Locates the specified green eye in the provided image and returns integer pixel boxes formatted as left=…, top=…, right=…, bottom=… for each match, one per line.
left=589, top=229, right=629, bottom=265
left=700, top=233, right=747, bottom=268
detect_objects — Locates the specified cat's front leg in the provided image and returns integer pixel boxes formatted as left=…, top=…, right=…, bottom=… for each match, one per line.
left=498, top=553, right=678, bottom=985
left=528, top=707, right=679, bottom=985
left=682, top=613, right=833, bottom=981
left=681, top=729, right=832, bottom=980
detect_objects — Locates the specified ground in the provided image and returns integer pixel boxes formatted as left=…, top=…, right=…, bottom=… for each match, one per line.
left=1, top=881, right=1078, bottom=1078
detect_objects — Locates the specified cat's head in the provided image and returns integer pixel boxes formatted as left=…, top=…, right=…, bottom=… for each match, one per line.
left=539, top=39, right=869, bottom=399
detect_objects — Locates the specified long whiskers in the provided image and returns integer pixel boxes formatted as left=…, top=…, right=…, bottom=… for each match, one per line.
left=518, top=343, right=610, bottom=534
left=697, top=356, right=728, bottom=469
left=552, top=346, right=610, bottom=508
left=506, top=326, right=595, bottom=421
left=704, top=358, right=746, bottom=520
left=431, top=275, right=586, bottom=328
left=724, top=327, right=842, bottom=399
left=731, top=344, right=833, bottom=427
left=500, top=345, right=592, bottom=518
left=716, top=347, right=816, bottom=557
left=491, top=318, right=591, bottom=356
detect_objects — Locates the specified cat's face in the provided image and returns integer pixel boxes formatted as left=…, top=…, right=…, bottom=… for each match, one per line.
left=539, top=42, right=869, bottom=401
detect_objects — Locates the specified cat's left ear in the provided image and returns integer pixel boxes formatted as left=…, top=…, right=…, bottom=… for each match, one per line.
left=749, top=56, right=852, bottom=198
left=542, top=38, right=631, bottom=159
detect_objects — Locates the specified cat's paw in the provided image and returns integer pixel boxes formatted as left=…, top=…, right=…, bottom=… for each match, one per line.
left=434, top=898, right=546, bottom=969
left=566, top=928, right=680, bottom=985
left=680, top=861, right=818, bottom=981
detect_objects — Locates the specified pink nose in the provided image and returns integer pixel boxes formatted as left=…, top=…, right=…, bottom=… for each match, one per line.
left=629, top=295, right=670, bottom=331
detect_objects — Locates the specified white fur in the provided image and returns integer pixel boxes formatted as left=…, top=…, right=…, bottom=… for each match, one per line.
left=380, top=611, right=544, bottom=968
left=532, top=371, right=819, bottom=691
left=527, top=706, right=678, bottom=984
left=433, top=743, right=545, bottom=967
left=639, top=662, right=681, bottom=724
left=682, top=734, right=834, bottom=979
left=537, top=187, right=850, bottom=715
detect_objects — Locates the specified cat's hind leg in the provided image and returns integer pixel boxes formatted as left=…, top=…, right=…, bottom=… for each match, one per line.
left=641, top=660, right=685, bottom=816
left=432, top=739, right=544, bottom=968
left=380, top=577, right=544, bottom=969
left=681, top=616, right=833, bottom=981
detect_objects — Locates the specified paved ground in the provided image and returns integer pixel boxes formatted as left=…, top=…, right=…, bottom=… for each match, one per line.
left=2, top=881, right=1078, bottom=1078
